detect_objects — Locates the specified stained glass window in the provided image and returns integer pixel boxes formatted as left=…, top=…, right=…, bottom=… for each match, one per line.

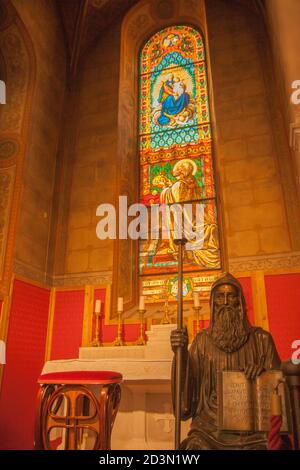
left=139, top=25, right=221, bottom=283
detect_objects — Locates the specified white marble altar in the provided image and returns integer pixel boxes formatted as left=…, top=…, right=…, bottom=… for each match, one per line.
left=42, top=324, right=190, bottom=450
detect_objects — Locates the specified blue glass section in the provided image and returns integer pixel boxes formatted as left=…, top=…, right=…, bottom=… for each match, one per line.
left=151, top=51, right=194, bottom=74
left=150, top=126, right=200, bottom=149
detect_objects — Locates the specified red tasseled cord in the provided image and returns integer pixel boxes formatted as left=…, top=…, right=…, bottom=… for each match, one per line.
left=268, top=415, right=284, bottom=450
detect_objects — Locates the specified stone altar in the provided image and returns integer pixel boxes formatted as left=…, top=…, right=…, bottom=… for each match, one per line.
left=42, top=324, right=190, bottom=450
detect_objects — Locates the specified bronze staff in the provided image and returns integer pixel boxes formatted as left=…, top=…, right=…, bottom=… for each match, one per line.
left=174, top=237, right=187, bottom=450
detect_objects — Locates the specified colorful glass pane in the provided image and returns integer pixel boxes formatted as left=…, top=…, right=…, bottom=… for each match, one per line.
left=139, top=26, right=221, bottom=276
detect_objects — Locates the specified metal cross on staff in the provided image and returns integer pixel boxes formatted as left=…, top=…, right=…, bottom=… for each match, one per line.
left=156, top=283, right=188, bottom=325
left=173, top=237, right=187, bottom=450
left=157, top=289, right=176, bottom=325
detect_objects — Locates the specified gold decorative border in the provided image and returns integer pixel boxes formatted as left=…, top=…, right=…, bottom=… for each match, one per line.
left=229, top=252, right=300, bottom=273
left=0, top=167, right=15, bottom=277
left=52, top=271, right=113, bottom=287
left=44, top=287, right=56, bottom=362
left=0, top=274, right=14, bottom=393
left=81, top=284, right=112, bottom=346
left=81, top=285, right=94, bottom=347
left=251, top=271, right=269, bottom=331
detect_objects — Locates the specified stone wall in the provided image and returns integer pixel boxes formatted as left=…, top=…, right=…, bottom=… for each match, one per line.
left=8, top=0, right=298, bottom=285
left=206, top=0, right=300, bottom=261
left=59, top=21, right=121, bottom=279
left=12, top=0, right=66, bottom=281
left=265, top=0, right=300, bottom=198
left=56, top=0, right=300, bottom=287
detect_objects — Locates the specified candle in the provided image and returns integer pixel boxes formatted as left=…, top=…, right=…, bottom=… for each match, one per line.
left=271, top=392, right=282, bottom=416
left=193, top=291, right=200, bottom=308
left=117, top=297, right=123, bottom=312
left=139, top=295, right=145, bottom=311
left=0, top=340, right=6, bottom=365
left=95, top=299, right=101, bottom=313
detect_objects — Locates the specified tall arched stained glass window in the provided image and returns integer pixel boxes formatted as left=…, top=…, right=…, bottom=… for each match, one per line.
left=139, top=26, right=221, bottom=300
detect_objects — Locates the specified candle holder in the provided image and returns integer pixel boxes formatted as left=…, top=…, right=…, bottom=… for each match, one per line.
left=113, top=310, right=124, bottom=346
left=157, top=288, right=176, bottom=325
left=136, top=309, right=146, bottom=345
left=91, top=309, right=102, bottom=347
left=160, top=300, right=175, bottom=324
left=193, top=306, right=203, bottom=335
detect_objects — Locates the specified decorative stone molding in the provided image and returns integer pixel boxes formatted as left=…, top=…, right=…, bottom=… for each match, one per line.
left=229, top=252, right=300, bottom=273
left=14, top=259, right=113, bottom=287
left=0, top=167, right=14, bottom=278
left=13, top=259, right=52, bottom=286
left=150, top=0, right=176, bottom=20
left=127, top=13, right=150, bottom=40
left=52, top=271, right=113, bottom=287
left=0, top=139, right=18, bottom=161
left=92, top=0, right=109, bottom=9
left=290, top=122, right=300, bottom=152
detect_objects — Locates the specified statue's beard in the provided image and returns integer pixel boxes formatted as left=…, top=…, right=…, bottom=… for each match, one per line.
left=210, top=306, right=249, bottom=353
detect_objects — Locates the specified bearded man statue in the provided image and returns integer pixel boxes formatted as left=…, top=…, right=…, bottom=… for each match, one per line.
left=170, top=272, right=281, bottom=450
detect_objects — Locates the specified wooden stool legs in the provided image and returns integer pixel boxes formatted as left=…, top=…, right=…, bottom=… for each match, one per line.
left=35, top=383, right=121, bottom=450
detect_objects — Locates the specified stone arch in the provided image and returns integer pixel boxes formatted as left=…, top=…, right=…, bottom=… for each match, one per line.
left=0, top=0, right=36, bottom=302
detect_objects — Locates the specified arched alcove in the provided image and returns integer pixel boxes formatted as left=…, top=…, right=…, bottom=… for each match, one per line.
left=111, top=0, right=225, bottom=318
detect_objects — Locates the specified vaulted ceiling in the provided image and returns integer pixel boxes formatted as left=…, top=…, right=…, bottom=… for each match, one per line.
left=56, top=0, right=139, bottom=77
left=56, top=0, right=264, bottom=77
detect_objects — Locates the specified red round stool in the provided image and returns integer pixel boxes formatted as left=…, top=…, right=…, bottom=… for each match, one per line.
left=34, top=371, right=122, bottom=450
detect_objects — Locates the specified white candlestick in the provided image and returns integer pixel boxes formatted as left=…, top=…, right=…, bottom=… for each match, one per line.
left=139, top=296, right=145, bottom=311
left=117, top=297, right=123, bottom=312
left=95, top=299, right=101, bottom=313
left=193, top=291, right=200, bottom=308
left=0, top=340, right=6, bottom=364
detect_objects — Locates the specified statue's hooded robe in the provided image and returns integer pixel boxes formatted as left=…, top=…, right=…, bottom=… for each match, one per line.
left=173, top=272, right=281, bottom=450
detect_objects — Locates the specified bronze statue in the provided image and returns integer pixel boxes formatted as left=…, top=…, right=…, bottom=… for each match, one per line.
left=171, top=272, right=282, bottom=450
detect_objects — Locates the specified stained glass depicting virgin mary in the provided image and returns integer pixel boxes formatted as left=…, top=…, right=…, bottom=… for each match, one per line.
left=152, top=70, right=197, bottom=127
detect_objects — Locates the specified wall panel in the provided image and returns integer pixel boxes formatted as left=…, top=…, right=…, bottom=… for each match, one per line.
left=265, top=273, right=300, bottom=360
left=0, top=279, right=50, bottom=449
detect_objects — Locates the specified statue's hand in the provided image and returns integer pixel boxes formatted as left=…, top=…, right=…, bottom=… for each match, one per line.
left=170, top=327, right=188, bottom=353
left=244, top=363, right=265, bottom=381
